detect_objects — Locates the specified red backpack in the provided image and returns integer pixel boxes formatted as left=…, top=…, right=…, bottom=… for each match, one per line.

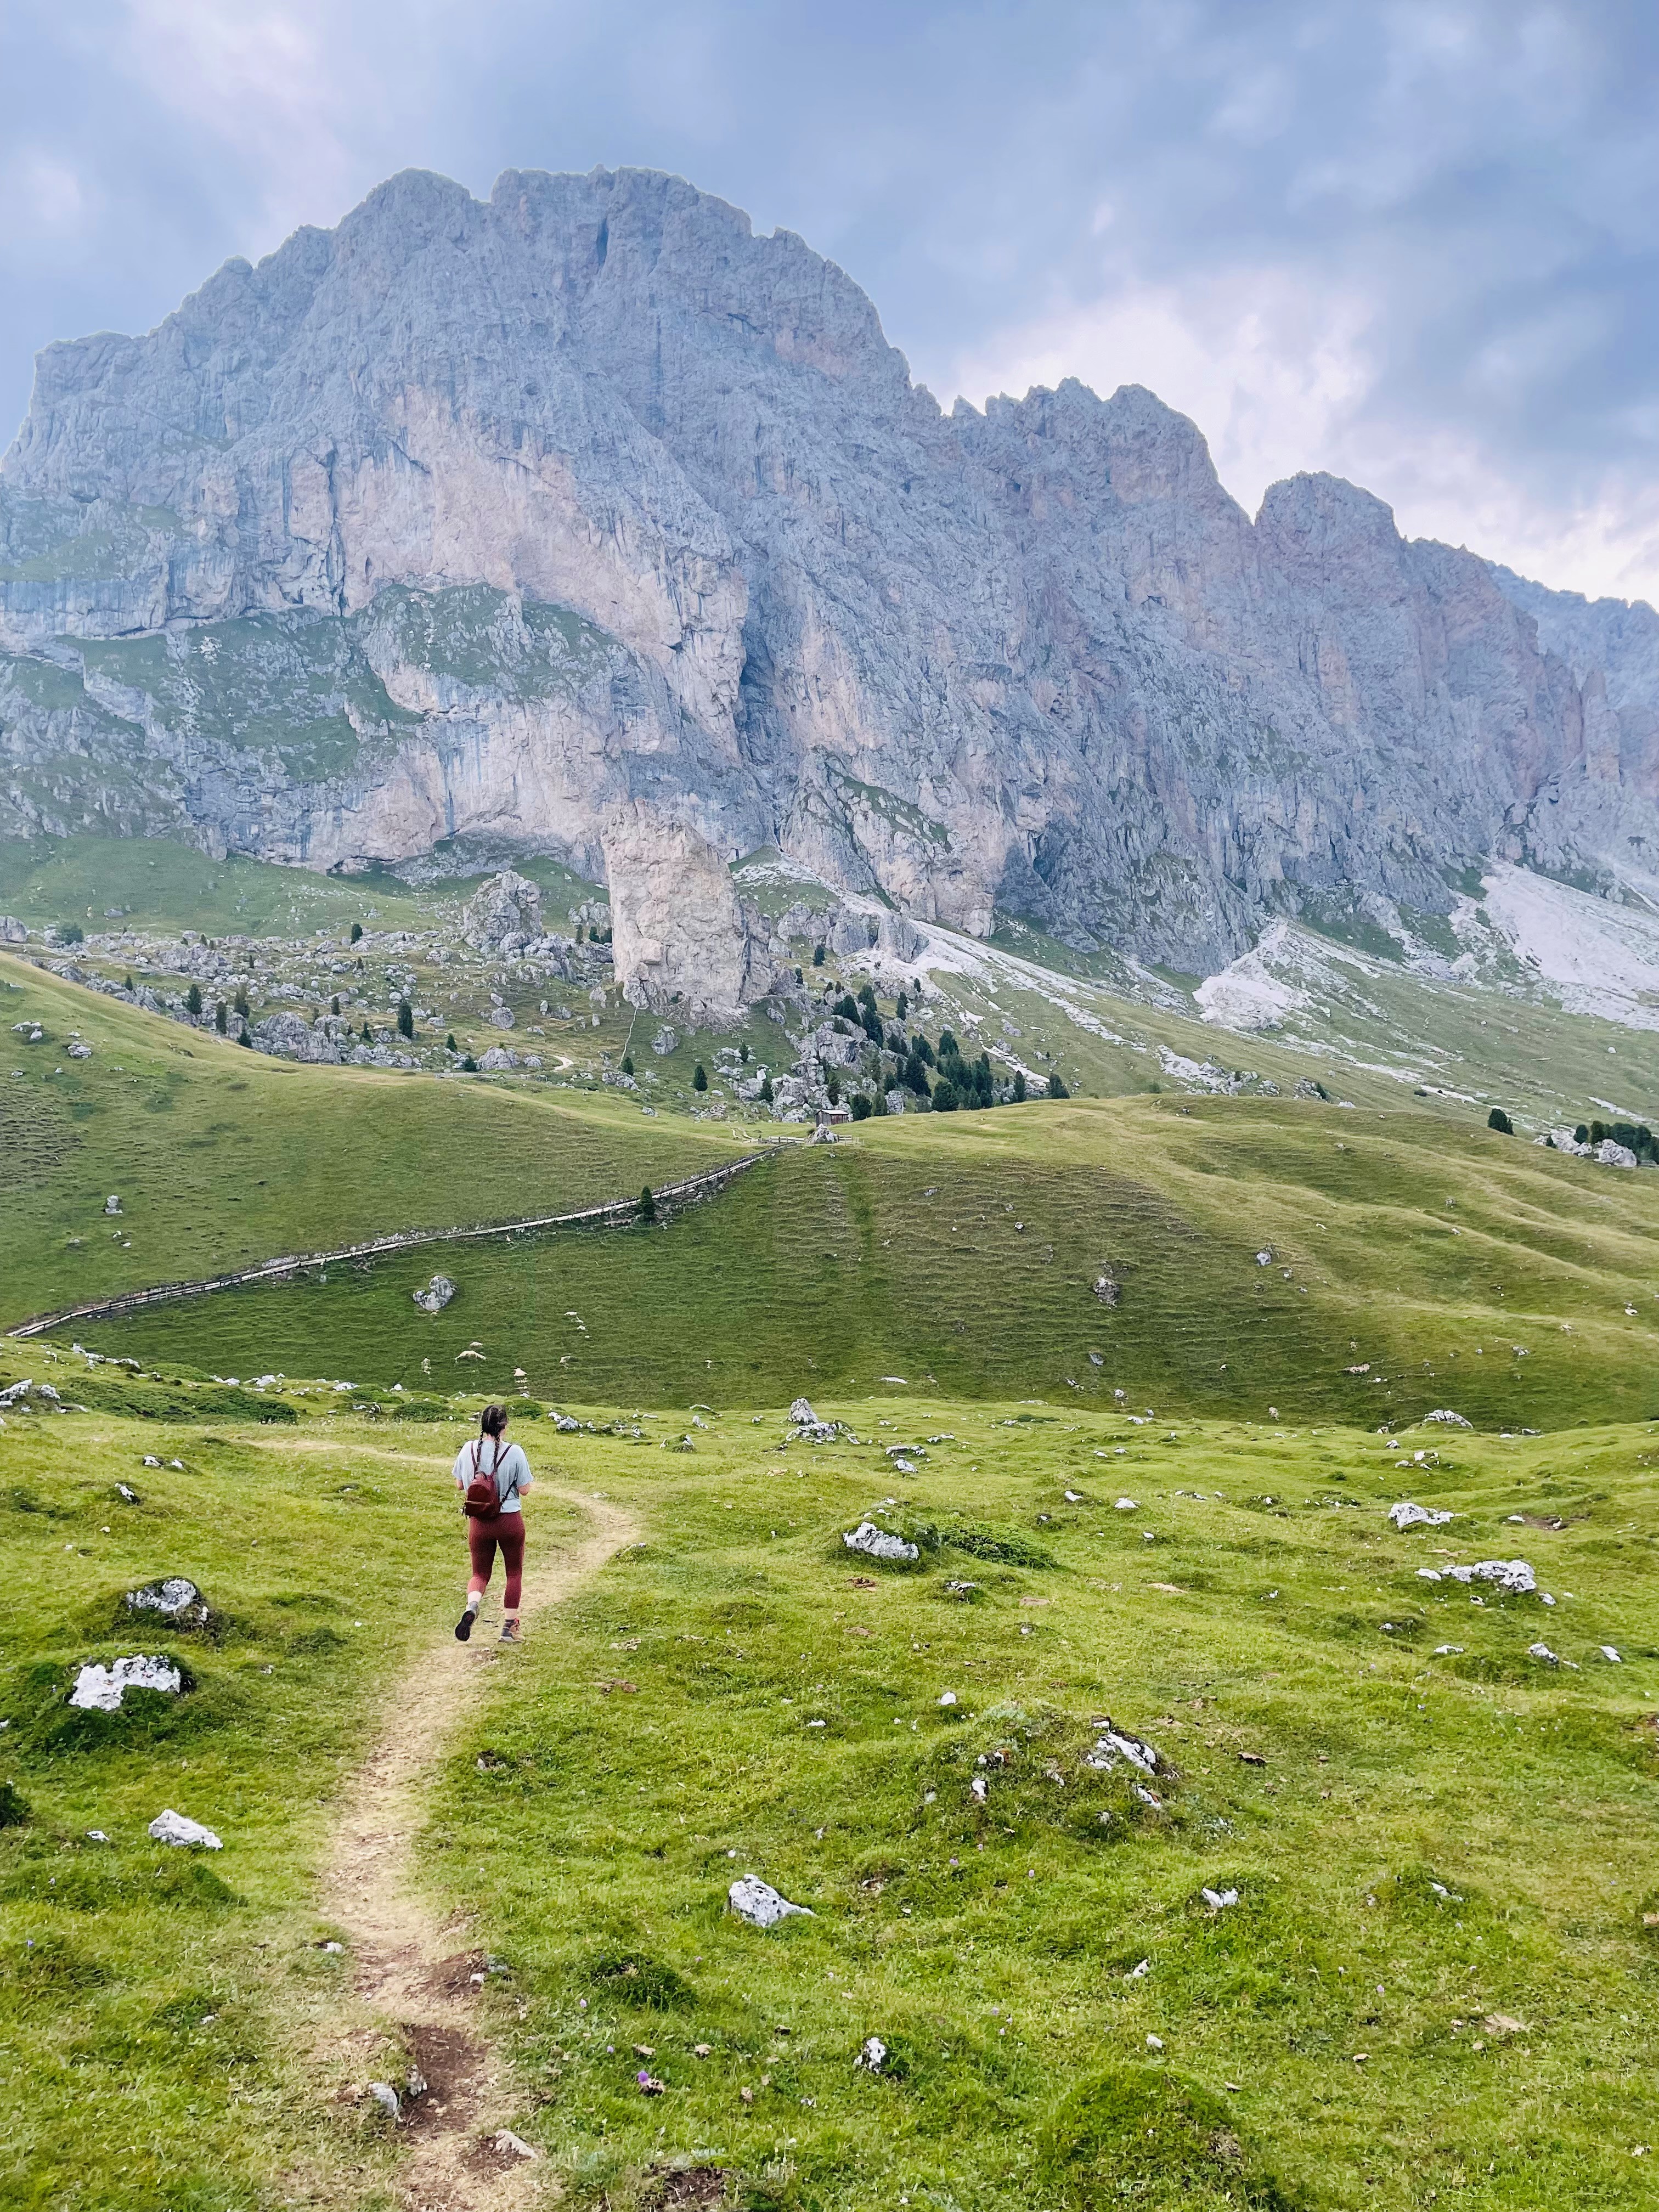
left=462, top=1438, right=504, bottom=1519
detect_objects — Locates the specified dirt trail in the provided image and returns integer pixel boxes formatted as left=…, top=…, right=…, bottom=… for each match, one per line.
left=321, top=1489, right=638, bottom=2211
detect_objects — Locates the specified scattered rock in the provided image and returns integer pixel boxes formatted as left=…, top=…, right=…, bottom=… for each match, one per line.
left=1092, top=1275, right=1119, bottom=1307
left=842, top=1521, right=919, bottom=1564
left=854, top=2035, right=888, bottom=2072
left=104, top=1195, right=122, bottom=1215
left=70, top=1655, right=182, bottom=1712
left=651, top=1025, right=680, bottom=1056
left=462, top=870, right=543, bottom=952
left=728, top=1876, right=813, bottom=1929
left=1389, top=1501, right=1455, bottom=1530
left=492, top=2128, right=539, bottom=2155
left=148, top=1809, right=222, bottom=1849
left=1421, top=1408, right=1472, bottom=1427
left=413, top=1273, right=456, bottom=1314
left=1527, top=1642, right=1560, bottom=1664
left=125, top=1577, right=207, bottom=1623
left=1201, top=1887, right=1240, bottom=1911
left=368, top=2081, right=401, bottom=2122
left=1443, top=1559, right=1536, bottom=1594
left=1600, top=1645, right=1622, bottom=1662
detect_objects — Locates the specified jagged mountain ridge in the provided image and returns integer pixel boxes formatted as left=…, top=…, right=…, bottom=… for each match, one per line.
left=2, top=161, right=1656, bottom=990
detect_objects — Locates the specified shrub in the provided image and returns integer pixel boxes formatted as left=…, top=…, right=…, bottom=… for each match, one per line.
left=621, top=1053, right=634, bottom=1076
left=811, top=942, right=826, bottom=965
left=851, top=1093, right=872, bottom=1120
left=461, top=1053, right=478, bottom=1072
left=59, top=922, right=83, bottom=946
left=1048, top=1070, right=1071, bottom=1099
left=349, top=922, right=363, bottom=944
left=1487, top=1107, right=1514, bottom=1135
left=0, top=1781, right=28, bottom=1828
left=1574, top=1123, right=1589, bottom=1146
left=692, top=1063, right=708, bottom=1092
left=638, top=1185, right=657, bottom=1224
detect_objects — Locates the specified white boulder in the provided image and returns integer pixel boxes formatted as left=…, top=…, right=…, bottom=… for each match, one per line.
left=843, top=1521, right=918, bottom=1563
left=1388, top=1502, right=1455, bottom=1530
left=728, top=1875, right=813, bottom=1929
left=70, top=1655, right=182, bottom=1712
left=149, top=1808, right=222, bottom=1849
left=413, top=1274, right=456, bottom=1314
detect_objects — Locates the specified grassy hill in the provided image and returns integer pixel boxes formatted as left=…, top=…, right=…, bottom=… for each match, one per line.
left=0, top=1390, right=1655, bottom=2210
left=66, top=1091, right=1659, bottom=1429
left=1, top=952, right=748, bottom=1329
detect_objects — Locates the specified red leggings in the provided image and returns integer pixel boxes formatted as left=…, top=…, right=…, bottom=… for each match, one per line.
left=466, top=1513, right=525, bottom=1611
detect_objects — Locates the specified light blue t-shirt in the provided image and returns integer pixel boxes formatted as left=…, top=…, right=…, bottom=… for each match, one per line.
left=452, top=1437, right=533, bottom=1514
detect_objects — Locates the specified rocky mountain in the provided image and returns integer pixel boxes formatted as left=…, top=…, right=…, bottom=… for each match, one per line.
left=3, top=162, right=1657, bottom=1013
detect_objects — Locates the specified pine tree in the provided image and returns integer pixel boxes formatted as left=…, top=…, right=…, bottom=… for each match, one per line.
left=349, top=922, right=363, bottom=944
left=1048, top=1070, right=1070, bottom=1099
left=461, top=1053, right=478, bottom=1072
left=185, top=983, right=202, bottom=1018
left=622, top=1054, right=635, bottom=1076
left=638, top=1184, right=657, bottom=1224
left=933, top=1080, right=960, bottom=1112
left=331, top=995, right=340, bottom=1016
left=827, top=1072, right=841, bottom=1104
left=738, top=1042, right=749, bottom=1064
left=446, top=1033, right=458, bottom=1054
left=1013, top=1069, right=1027, bottom=1102
left=234, top=985, right=250, bottom=1019
left=1487, top=1107, right=1514, bottom=1135
left=360, top=1022, right=373, bottom=1043
left=811, top=942, right=826, bottom=966
left=896, top=990, right=908, bottom=1022
left=397, top=998, right=414, bottom=1041
left=693, top=1062, right=708, bottom=1092
left=760, top=1074, right=774, bottom=1104
left=851, top=1093, right=872, bottom=1120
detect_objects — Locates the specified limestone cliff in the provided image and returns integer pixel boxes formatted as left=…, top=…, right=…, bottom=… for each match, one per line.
left=3, top=162, right=1656, bottom=995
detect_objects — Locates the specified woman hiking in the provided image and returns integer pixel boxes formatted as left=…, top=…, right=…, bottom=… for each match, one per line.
left=453, top=1403, right=534, bottom=1643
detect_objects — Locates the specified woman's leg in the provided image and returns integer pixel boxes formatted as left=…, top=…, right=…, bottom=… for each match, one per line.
left=499, top=1516, right=526, bottom=1622
left=467, top=1519, right=500, bottom=1601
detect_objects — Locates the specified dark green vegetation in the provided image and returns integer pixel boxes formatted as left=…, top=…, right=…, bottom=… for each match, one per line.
left=2, top=1389, right=1656, bottom=2208
left=0, top=954, right=746, bottom=1328
left=74, top=1088, right=1659, bottom=1430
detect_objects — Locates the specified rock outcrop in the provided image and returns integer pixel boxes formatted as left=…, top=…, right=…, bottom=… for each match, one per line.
left=3, top=163, right=1657, bottom=974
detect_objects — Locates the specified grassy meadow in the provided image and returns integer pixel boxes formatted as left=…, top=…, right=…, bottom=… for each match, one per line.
left=1, top=953, right=747, bottom=1330
left=0, top=1383, right=1655, bottom=2209
left=66, top=1088, right=1659, bottom=1430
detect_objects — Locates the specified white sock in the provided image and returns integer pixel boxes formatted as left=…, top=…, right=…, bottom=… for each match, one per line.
left=466, top=1591, right=481, bottom=1612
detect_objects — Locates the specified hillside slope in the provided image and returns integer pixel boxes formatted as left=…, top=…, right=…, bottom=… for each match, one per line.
left=0, top=952, right=746, bottom=1329
left=66, top=1092, right=1659, bottom=1430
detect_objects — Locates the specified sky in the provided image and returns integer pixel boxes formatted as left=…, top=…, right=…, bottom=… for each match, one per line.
left=1, top=0, right=1655, bottom=606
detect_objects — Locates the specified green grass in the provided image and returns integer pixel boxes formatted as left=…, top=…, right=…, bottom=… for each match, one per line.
left=72, top=1090, right=1659, bottom=1430
left=1, top=1385, right=1656, bottom=2209
left=0, top=836, right=443, bottom=938
left=0, top=953, right=748, bottom=1328
left=0, top=1395, right=537, bottom=2209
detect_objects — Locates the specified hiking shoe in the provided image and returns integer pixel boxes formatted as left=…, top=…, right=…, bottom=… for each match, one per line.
left=499, top=1619, right=522, bottom=1644
left=455, top=1607, right=476, bottom=1643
